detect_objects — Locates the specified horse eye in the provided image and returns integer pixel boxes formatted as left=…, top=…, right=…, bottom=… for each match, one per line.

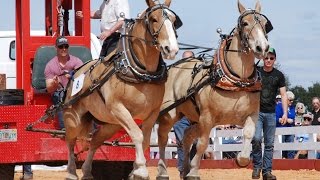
left=242, top=21, right=249, bottom=26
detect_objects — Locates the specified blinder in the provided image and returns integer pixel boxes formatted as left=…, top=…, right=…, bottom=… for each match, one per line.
left=170, top=10, right=183, bottom=29
left=264, top=15, right=273, bottom=34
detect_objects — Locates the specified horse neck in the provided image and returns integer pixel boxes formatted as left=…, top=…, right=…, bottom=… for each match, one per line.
left=226, top=34, right=255, bottom=79
left=130, top=23, right=161, bottom=72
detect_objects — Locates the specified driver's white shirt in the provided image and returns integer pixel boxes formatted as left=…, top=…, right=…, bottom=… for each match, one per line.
left=96, top=0, right=130, bottom=33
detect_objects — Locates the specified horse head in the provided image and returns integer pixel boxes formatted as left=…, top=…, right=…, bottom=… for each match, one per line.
left=140, top=0, right=179, bottom=60
left=237, top=0, right=272, bottom=59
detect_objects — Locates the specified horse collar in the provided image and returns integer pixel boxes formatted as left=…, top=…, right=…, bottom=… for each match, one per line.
left=213, top=37, right=261, bottom=92
left=114, top=21, right=167, bottom=84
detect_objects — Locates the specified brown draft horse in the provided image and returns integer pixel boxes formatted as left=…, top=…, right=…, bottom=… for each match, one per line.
left=156, top=0, right=272, bottom=179
left=63, top=0, right=179, bottom=179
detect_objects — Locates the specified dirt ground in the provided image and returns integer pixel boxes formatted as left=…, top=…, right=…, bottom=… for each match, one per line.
left=14, top=167, right=320, bottom=180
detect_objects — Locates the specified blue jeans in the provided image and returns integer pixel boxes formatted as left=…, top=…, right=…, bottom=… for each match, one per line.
left=52, top=91, right=65, bottom=129
left=173, top=117, right=196, bottom=174
left=23, top=164, right=33, bottom=176
left=282, top=134, right=295, bottom=159
left=252, top=112, right=276, bottom=175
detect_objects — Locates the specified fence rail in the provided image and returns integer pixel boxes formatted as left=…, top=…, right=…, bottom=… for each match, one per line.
left=150, top=125, right=320, bottom=160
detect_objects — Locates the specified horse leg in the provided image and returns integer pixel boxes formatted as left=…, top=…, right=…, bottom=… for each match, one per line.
left=64, top=109, right=84, bottom=180
left=66, top=139, right=78, bottom=180
left=81, top=123, right=122, bottom=180
left=182, top=124, right=200, bottom=178
left=236, top=115, right=256, bottom=167
left=156, top=114, right=176, bottom=180
left=186, top=118, right=211, bottom=180
left=104, top=108, right=149, bottom=180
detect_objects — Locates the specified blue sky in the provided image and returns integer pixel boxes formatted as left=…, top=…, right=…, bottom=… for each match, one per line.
left=1, top=0, right=319, bottom=89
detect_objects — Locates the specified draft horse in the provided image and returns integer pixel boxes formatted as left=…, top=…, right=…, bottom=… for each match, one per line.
left=63, top=0, right=180, bottom=179
left=156, top=0, right=273, bottom=179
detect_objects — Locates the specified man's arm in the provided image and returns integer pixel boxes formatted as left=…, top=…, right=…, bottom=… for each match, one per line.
left=279, top=86, right=288, bottom=125
left=46, top=76, right=60, bottom=93
left=99, top=20, right=124, bottom=41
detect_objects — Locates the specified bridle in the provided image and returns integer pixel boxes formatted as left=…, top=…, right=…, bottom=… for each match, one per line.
left=143, top=4, right=181, bottom=45
left=237, top=9, right=273, bottom=51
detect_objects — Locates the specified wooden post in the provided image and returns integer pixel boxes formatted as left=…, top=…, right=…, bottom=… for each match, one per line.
left=0, top=74, right=6, bottom=90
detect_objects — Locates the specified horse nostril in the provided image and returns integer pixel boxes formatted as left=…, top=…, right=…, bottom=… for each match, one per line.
left=164, top=46, right=170, bottom=53
left=256, top=46, right=262, bottom=53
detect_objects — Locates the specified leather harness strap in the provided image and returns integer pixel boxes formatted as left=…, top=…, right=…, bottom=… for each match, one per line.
left=214, top=37, right=262, bottom=92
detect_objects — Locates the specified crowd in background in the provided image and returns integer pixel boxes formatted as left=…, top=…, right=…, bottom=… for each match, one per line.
left=275, top=94, right=320, bottom=159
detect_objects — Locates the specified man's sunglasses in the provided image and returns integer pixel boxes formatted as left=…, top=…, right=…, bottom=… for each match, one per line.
left=304, top=117, right=312, bottom=121
left=264, top=57, right=275, bottom=61
left=58, top=45, right=69, bottom=49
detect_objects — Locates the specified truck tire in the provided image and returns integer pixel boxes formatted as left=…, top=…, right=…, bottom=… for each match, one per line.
left=0, top=89, right=24, bottom=105
left=0, top=164, right=15, bottom=180
left=92, top=161, right=133, bottom=180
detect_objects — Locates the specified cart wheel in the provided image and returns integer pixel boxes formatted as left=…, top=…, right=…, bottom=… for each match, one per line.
left=0, top=164, right=15, bottom=180
left=0, top=89, right=24, bottom=105
left=91, top=161, right=133, bottom=180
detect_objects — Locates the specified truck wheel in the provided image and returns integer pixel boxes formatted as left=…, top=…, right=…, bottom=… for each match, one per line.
left=91, top=161, right=133, bottom=180
left=0, top=164, right=15, bottom=180
left=0, top=89, right=24, bottom=105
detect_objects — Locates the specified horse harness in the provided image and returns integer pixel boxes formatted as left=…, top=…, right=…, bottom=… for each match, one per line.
left=159, top=34, right=262, bottom=117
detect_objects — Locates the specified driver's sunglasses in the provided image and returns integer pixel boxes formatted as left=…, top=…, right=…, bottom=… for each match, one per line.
left=264, top=57, right=275, bottom=61
left=58, top=45, right=69, bottom=49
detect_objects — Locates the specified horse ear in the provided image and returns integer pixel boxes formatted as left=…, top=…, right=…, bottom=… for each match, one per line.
left=237, top=0, right=246, bottom=14
left=164, top=0, right=172, bottom=7
left=146, top=0, right=156, bottom=7
left=255, top=0, right=261, bottom=13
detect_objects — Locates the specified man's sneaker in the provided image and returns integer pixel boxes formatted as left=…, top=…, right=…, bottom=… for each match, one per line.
left=20, top=174, right=33, bottom=180
left=252, top=168, right=261, bottom=179
left=263, top=172, right=277, bottom=180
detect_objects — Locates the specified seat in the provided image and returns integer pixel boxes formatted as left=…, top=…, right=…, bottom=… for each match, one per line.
left=32, top=46, right=93, bottom=92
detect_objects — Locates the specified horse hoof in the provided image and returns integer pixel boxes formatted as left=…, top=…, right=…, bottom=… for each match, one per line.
left=185, top=175, right=200, bottom=180
left=156, top=175, right=169, bottom=180
left=235, top=156, right=250, bottom=167
left=65, top=173, right=78, bottom=180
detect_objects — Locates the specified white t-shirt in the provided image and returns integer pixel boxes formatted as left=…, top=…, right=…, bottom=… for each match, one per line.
left=96, top=0, right=130, bottom=33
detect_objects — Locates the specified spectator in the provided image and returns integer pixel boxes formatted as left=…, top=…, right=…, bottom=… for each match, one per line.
left=20, top=164, right=33, bottom=180
left=76, top=0, right=130, bottom=58
left=295, top=102, right=306, bottom=126
left=173, top=50, right=195, bottom=179
left=311, top=97, right=320, bottom=126
left=294, top=112, right=313, bottom=159
left=251, top=47, right=288, bottom=180
left=44, top=36, right=84, bottom=130
left=310, top=97, right=320, bottom=159
left=275, top=94, right=281, bottom=104
left=275, top=91, right=296, bottom=159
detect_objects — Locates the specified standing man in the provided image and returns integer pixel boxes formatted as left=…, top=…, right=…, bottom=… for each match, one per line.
left=173, top=50, right=196, bottom=179
left=252, top=47, right=288, bottom=180
left=44, top=36, right=83, bottom=130
left=76, top=0, right=130, bottom=58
